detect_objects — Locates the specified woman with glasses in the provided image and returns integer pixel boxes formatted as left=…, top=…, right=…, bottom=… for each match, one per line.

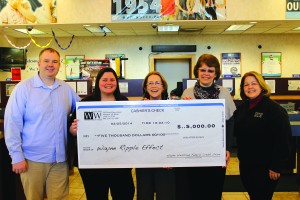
left=234, top=71, right=292, bottom=200
left=136, top=71, right=176, bottom=200
left=176, top=54, right=236, bottom=200
left=68, top=68, right=134, bottom=200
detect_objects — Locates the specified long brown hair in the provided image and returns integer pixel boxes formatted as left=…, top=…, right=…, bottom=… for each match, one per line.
left=94, top=67, right=122, bottom=100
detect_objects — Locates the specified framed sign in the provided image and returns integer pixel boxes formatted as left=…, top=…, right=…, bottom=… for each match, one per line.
left=65, top=55, right=85, bottom=80
left=261, top=52, right=282, bottom=77
left=286, top=0, right=300, bottom=19
left=221, top=53, right=241, bottom=78
left=80, top=59, right=110, bottom=86
left=11, top=67, right=21, bottom=81
left=6, top=84, right=16, bottom=96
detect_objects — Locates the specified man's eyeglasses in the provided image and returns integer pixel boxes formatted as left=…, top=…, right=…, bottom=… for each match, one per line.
left=199, top=68, right=215, bottom=73
left=147, top=81, right=162, bottom=86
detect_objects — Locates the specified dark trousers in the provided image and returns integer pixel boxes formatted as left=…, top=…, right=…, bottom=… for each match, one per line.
left=239, top=161, right=278, bottom=200
left=0, top=139, right=26, bottom=200
left=79, top=168, right=134, bottom=200
left=176, top=167, right=226, bottom=200
left=136, top=168, right=176, bottom=200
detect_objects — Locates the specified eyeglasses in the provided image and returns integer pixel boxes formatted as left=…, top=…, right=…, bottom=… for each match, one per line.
left=199, top=68, right=215, bottom=73
left=147, top=81, right=162, bottom=86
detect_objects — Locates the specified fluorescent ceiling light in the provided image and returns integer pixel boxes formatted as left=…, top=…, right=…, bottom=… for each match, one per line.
left=225, top=24, right=254, bottom=31
left=293, top=26, right=300, bottom=30
left=84, top=26, right=111, bottom=33
left=158, top=25, right=180, bottom=32
left=14, top=28, right=46, bottom=35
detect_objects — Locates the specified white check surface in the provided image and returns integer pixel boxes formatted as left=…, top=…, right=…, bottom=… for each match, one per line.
left=76, top=99, right=226, bottom=168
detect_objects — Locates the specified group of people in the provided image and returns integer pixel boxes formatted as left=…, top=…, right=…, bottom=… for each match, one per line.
left=0, top=0, right=56, bottom=24
left=159, top=0, right=227, bottom=20
left=4, top=48, right=292, bottom=200
left=175, top=0, right=226, bottom=20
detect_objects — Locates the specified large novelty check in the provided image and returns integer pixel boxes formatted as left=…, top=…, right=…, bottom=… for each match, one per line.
left=76, top=99, right=226, bottom=168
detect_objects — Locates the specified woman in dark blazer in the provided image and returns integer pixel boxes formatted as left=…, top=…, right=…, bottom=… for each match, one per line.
left=234, top=71, right=292, bottom=200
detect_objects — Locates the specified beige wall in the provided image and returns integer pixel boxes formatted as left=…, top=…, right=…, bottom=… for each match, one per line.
left=57, top=0, right=111, bottom=23
left=0, top=1, right=299, bottom=99
left=0, top=33, right=299, bottom=98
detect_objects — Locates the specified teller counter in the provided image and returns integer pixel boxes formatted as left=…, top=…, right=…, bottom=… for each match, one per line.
left=289, top=113, right=300, bottom=175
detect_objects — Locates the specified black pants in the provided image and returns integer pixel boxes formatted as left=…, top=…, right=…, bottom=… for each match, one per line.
left=136, top=168, right=176, bottom=200
left=0, top=139, right=26, bottom=200
left=239, top=161, right=278, bottom=200
left=79, top=168, right=134, bottom=200
left=176, top=167, right=226, bottom=200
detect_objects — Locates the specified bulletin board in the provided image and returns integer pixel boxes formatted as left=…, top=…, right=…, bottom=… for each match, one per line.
left=261, top=52, right=282, bottom=77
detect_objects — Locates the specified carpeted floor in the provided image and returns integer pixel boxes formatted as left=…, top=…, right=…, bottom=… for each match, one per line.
left=224, top=174, right=298, bottom=192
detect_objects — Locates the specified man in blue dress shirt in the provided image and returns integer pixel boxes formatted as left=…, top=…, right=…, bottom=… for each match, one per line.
left=4, top=48, right=80, bottom=200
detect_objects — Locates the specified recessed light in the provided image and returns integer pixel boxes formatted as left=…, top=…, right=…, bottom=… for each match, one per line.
left=225, top=24, right=254, bottom=31
left=84, top=26, right=111, bottom=33
left=158, top=25, right=180, bottom=32
left=293, top=26, right=300, bottom=30
left=14, top=28, right=46, bottom=35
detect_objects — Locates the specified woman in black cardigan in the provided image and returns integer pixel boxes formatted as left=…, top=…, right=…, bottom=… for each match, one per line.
left=234, top=71, right=292, bottom=200
left=68, top=68, right=134, bottom=200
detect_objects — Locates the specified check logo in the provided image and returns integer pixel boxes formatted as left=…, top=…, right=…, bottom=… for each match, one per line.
left=84, top=111, right=102, bottom=120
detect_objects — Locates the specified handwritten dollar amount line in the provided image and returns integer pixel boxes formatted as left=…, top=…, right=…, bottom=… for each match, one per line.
left=177, top=124, right=216, bottom=129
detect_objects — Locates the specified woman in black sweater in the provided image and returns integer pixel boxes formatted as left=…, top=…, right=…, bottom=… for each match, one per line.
left=234, top=71, right=292, bottom=200
left=68, top=68, right=134, bottom=200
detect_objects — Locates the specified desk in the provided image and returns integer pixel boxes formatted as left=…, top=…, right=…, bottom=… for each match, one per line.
left=291, top=121, right=300, bottom=136
left=289, top=114, right=300, bottom=174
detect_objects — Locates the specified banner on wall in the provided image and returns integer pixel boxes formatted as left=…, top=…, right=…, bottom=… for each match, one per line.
left=0, top=0, right=57, bottom=24
left=221, top=53, right=241, bottom=78
left=111, top=0, right=227, bottom=21
left=286, top=0, right=300, bottom=18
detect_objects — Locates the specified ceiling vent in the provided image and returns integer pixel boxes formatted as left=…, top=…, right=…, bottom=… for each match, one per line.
left=179, top=28, right=203, bottom=33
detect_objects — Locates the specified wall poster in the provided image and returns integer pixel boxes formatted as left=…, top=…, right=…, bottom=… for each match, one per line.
left=80, top=59, right=110, bottom=86
left=221, top=53, right=241, bottom=77
left=261, top=52, right=282, bottom=77
left=111, top=0, right=227, bottom=21
left=65, top=55, right=85, bottom=80
left=0, top=0, right=57, bottom=24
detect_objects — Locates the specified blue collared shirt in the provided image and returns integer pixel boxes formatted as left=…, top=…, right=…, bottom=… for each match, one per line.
left=4, top=74, right=80, bottom=164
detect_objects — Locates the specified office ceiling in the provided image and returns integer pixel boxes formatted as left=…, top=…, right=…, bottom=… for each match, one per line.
left=1, top=20, right=300, bottom=38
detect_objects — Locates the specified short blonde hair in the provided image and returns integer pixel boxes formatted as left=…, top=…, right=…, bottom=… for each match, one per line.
left=39, top=48, right=60, bottom=60
left=240, top=71, right=271, bottom=100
